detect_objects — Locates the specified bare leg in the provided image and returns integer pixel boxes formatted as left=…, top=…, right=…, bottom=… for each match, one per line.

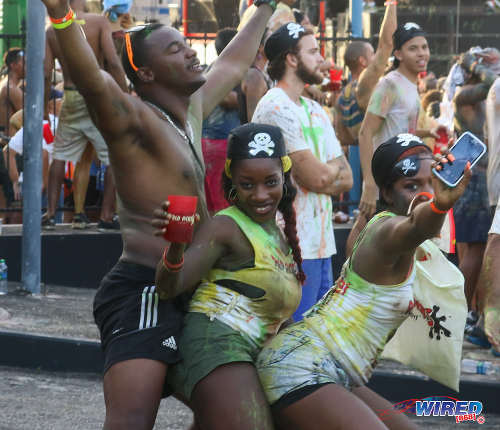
left=477, top=234, right=500, bottom=350
left=274, top=384, right=388, bottom=430
left=352, top=386, right=418, bottom=430
left=102, top=358, right=167, bottom=430
left=100, top=165, right=116, bottom=222
left=73, top=143, right=94, bottom=215
left=457, top=242, right=486, bottom=310
left=47, top=159, right=66, bottom=218
left=191, top=362, right=274, bottom=430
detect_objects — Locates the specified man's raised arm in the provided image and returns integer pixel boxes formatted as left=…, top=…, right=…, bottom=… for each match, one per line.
left=356, top=2, right=397, bottom=110
left=201, top=2, right=273, bottom=118
left=99, top=17, right=128, bottom=92
left=40, top=0, right=134, bottom=138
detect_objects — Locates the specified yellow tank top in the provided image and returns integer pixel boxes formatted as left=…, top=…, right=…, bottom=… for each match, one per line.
left=189, top=206, right=302, bottom=347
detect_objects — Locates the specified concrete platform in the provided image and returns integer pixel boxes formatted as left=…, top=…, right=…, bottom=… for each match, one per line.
left=1, top=282, right=499, bottom=415
left=0, top=221, right=352, bottom=287
left=0, top=223, right=122, bottom=288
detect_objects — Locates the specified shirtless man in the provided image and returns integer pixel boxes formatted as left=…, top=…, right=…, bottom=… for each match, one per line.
left=0, top=48, right=25, bottom=214
left=0, top=48, right=24, bottom=136
left=40, top=0, right=273, bottom=428
left=43, top=0, right=127, bottom=229
left=337, top=2, right=396, bottom=144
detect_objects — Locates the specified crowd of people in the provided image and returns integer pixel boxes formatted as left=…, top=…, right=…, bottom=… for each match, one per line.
left=1, top=0, right=499, bottom=428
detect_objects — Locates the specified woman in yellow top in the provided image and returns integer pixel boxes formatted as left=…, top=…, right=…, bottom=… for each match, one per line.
left=154, top=123, right=305, bottom=430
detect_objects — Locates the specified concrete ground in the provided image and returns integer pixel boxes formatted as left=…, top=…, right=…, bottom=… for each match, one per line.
left=1, top=284, right=500, bottom=429
left=1, top=365, right=500, bottom=430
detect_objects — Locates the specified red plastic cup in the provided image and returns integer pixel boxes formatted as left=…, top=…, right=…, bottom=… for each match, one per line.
left=328, top=68, right=342, bottom=92
left=164, top=195, right=198, bottom=243
left=329, top=68, right=342, bottom=82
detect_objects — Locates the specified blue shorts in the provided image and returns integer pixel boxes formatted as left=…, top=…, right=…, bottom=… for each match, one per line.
left=293, top=257, right=333, bottom=321
left=454, top=158, right=491, bottom=243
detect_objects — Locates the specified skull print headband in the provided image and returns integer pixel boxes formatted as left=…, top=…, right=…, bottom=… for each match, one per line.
left=224, top=123, right=292, bottom=178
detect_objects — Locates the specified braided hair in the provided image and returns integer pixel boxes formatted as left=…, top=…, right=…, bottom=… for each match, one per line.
left=222, top=166, right=306, bottom=284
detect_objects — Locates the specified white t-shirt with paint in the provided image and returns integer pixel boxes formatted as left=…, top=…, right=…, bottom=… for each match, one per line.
left=367, top=70, right=421, bottom=150
left=253, top=87, right=343, bottom=260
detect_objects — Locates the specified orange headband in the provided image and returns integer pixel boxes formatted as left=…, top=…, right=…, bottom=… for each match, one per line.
left=124, top=32, right=138, bottom=72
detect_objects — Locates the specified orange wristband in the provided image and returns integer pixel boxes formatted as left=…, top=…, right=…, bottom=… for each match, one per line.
left=430, top=200, right=447, bottom=215
left=162, top=248, right=184, bottom=272
left=50, top=8, right=74, bottom=24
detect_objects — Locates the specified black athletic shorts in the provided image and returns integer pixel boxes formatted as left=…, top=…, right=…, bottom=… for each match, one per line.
left=93, top=260, right=184, bottom=381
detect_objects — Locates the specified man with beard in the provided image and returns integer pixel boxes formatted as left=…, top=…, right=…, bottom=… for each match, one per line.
left=253, top=23, right=353, bottom=321
left=358, top=22, right=438, bottom=219
left=40, top=0, right=274, bottom=428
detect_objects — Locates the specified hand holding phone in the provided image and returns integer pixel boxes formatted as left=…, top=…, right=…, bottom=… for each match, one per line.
left=432, top=131, right=486, bottom=187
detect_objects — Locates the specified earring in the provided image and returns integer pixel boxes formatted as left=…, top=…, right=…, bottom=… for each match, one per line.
left=283, top=183, right=288, bottom=197
left=228, top=187, right=238, bottom=201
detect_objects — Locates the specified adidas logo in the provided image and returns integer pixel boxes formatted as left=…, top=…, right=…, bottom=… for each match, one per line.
left=162, top=336, right=177, bottom=350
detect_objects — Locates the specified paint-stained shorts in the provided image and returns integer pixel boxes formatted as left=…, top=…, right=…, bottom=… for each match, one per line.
left=93, top=260, right=184, bottom=392
left=53, top=89, right=109, bottom=164
left=168, top=312, right=259, bottom=400
left=256, top=321, right=354, bottom=409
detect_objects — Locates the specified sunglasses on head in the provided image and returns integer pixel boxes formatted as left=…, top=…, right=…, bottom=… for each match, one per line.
left=124, top=25, right=151, bottom=72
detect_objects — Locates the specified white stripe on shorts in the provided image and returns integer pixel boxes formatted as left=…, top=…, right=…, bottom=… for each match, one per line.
left=139, top=286, right=159, bottom=329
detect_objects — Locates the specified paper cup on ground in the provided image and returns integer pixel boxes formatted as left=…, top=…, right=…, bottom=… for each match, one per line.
left=164, top=195, right=198, bottom=243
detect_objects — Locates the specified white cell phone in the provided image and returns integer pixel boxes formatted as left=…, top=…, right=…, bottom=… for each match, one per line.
left=432, top=131, right=487, bottom=187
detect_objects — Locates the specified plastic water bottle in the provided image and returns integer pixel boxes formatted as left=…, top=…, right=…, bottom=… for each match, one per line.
left=0, top=258, right=7, bottom=295
left=461, top=358, right=500, bottom=375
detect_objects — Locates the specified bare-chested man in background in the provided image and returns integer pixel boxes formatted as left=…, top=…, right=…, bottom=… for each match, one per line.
left=40, top=0, right=274, bottom=428
left=43, top=0, right=127, bottom=230
left=0, top=48, right=25, bottom=213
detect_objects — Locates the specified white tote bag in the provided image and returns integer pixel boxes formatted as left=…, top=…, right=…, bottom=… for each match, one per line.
left=382, top=240, right=467, bottom=391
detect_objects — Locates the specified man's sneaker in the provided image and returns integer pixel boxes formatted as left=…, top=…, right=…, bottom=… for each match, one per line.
left=72, top=212, right=90, bottom=229
left=41, top=214, right=56, bottom=230
left=466, top=324, right=492, bottom=349
left=465, top=310, right=480, bottom=333
left=97, top=217, right=120, bottom=232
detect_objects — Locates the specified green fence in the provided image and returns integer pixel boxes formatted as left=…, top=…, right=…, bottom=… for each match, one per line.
left=0, top=0, right=26, bottom=59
